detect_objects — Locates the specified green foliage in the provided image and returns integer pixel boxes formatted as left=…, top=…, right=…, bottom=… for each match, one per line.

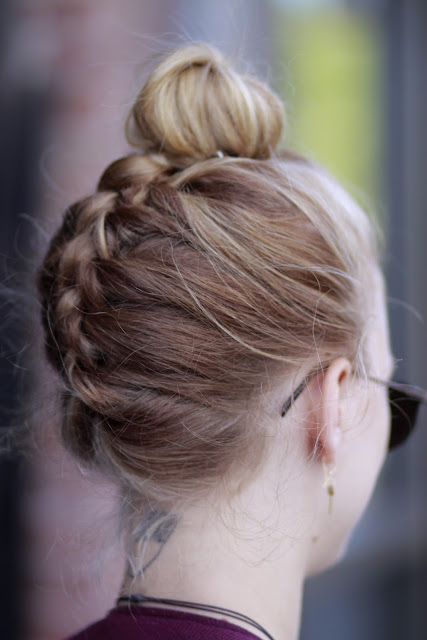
left=274, top=7, right=384, bottom=209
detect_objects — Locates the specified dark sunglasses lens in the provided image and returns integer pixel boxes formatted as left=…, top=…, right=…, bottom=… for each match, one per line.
left=388, top=386, right=421, bottom=450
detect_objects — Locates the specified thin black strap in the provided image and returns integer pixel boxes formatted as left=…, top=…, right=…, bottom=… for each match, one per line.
left=281, top=368, right=322, bottom=417
left=281, top=378, right=308, bottom=417
left=116, top=594, right=275, bottom=640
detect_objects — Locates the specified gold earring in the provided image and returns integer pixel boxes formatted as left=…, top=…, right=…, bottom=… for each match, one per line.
left=322, top=457, right=336, bottom=515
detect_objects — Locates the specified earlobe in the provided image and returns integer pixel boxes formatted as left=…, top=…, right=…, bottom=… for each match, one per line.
left=304, top=358, right=351, bottom=464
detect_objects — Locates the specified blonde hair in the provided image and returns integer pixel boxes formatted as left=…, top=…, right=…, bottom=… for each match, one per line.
left=38, top=44, right=378, bottom=521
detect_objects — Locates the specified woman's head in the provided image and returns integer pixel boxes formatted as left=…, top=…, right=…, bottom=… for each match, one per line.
left=38, top=44, right=390, bottom=564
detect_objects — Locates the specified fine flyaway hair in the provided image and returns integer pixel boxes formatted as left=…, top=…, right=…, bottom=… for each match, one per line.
left=38, top=43, right=379, bottom=535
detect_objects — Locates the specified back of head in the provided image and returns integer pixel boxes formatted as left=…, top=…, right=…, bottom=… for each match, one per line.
left=126, top=43, right=284, bottom=164
left=38, top=44, right=379, bottom=520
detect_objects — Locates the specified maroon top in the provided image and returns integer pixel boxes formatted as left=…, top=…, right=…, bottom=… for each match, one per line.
left=65, top=605, right=264, bottom=639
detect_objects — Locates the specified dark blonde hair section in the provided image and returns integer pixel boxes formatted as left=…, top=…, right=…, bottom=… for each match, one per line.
left=38, top=44, right=378, bottom=509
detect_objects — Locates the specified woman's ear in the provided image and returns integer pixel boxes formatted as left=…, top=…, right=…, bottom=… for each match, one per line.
left=304, top=358, right=352, bottom=464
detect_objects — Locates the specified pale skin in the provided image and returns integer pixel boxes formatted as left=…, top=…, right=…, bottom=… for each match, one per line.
left=120, top=271, right=394, bottom=640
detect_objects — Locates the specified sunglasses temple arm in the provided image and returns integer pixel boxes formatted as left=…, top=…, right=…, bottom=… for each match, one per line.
left=371, top=377, right=427, bottom=404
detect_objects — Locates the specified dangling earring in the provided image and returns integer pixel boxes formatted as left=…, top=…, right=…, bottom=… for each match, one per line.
left=322, top=456, right=336, bottom=515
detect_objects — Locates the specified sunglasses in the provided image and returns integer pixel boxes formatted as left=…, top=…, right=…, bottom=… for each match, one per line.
left=281, top=372, right=427, bottom=451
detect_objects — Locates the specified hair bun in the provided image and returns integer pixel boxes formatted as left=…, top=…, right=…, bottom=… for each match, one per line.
left=126, top=43, right=285, bottom=166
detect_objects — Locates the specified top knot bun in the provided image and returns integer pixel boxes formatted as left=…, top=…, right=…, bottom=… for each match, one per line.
left=126, top=43, right=285, bottom=166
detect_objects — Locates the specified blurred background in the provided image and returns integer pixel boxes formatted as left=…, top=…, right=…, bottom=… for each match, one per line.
left=0, top=0, right=426, bottom=639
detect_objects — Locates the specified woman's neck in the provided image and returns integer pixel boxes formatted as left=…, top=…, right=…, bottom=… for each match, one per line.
left=119, top=499, right=309, bottom=640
